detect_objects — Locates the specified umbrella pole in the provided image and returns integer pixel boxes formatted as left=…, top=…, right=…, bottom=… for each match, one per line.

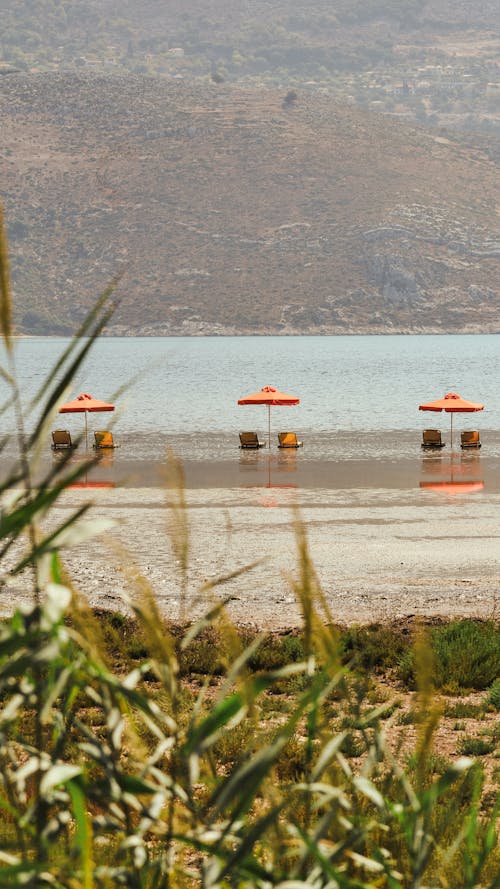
left=85, top=412, right=88, bottom=451
left=450, top=413, right=453, bottom=450
left=268, top=404, right=271, bottom=450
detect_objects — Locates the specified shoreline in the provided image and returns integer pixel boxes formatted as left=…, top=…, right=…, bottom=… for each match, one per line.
left=2, top=480, right=499, bottom=628
left=11, top=329, right=500, bottom=338
left=6, top=446, right=500, bottom=491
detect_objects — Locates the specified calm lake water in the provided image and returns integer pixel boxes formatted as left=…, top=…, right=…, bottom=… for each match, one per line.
left=3, top=335, right=500, bottom=462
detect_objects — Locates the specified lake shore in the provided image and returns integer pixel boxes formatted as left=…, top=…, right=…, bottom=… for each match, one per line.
left=19, top=442, right=500, bottom=491
left=3, top=462, right=499, bottom=627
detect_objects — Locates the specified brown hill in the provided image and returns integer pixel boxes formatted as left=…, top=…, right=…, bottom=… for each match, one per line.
left=1, top=73, right=498, bottom=335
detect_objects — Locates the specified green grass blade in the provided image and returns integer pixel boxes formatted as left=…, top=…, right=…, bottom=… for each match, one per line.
left=67, top=778, right=94, bottom=889
left=216, top=803, right=284, bottom=884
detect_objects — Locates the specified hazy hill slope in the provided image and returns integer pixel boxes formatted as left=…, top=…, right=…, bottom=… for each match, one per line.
left=1, top=73, right=498, bottom=335
left=3, top=0, right=498, bottom=71
left=2, top=0, right=498, bottom=135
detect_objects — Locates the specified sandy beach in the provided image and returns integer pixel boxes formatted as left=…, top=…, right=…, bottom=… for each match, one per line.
left=3, top=449, right=499, bottom=628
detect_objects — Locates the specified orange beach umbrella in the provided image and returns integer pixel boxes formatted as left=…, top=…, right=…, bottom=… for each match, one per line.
left=59, top=392, right=115, bottom=449
left=418, top=391, right=484, bottom=448
left=238, top=385, right=300, bottom=449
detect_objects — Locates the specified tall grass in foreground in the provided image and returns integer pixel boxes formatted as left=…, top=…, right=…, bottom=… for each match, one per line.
left=0, top=207, right=498, bottom=888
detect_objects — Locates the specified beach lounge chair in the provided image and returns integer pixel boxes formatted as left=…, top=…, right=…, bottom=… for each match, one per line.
left=278, top=432, right=303, bottom=448
left=239, top=431, right=265, bottom=449
left=51, top=429, right=76, bottom=450
left=461, top=430, right=481, bottom=449
left=93, top=430, right=117, bottom=449
left=421, top=429, right=445, bottom=449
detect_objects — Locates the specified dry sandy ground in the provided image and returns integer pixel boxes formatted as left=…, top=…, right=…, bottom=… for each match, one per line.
left=3, top=480, right=499, bottom=628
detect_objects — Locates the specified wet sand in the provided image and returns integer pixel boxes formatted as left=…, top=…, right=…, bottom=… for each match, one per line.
left=2, top=449, right=499, bottom=628
left=26, top=445, right=500, bottom=491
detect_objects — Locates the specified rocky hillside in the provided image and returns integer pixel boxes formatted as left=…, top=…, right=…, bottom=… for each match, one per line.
left=1, top=73, right=498, bottom=335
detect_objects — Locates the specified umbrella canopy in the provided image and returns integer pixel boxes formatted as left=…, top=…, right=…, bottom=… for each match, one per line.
left=59, top=392, right=115, bottom=449
left=419, top=391, right=484, bottom=448
left=238, top=385, right=300, bottom=449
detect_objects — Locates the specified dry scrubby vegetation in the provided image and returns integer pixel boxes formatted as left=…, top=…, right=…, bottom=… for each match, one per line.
left=2, top=1, right=498, bottom=339
left=1, top=72, right=499, bottom=337
left=0, top=211, right=498, bottom=886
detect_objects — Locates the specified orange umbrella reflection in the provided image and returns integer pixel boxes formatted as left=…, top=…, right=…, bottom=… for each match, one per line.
left=69, top=480, right=115, bottom=489
left=419, top=453, right=483, bottom=496
left=420, top=480, right=484, bottom=495
left=54, top=446, right=116, bottom=488
left=239, top=450, right=297, bottom=506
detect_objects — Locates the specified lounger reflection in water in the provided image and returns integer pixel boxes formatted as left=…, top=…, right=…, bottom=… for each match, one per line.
left=51, top=430, right=77, bottom=450
left=239, top=431, right=265, bottom=449
left=277, top=432, right=303, bottom=448
left=93, top=430, right=118, bottom=449
left=461, top=430, right=481, bottom=449
left=421, top=429, right=445, bottom=449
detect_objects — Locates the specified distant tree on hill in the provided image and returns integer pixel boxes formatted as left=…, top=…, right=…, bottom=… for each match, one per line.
left=283, top=89, right=298, bottom=107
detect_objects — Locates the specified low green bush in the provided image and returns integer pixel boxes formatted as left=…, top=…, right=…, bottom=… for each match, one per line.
left=432, top=620, right=499, bottom=690
left=397, top=707, right=419, bottom=725
left=457, top=735, right=496, bottom=757
left=444, top=701, right=486, bottom=719
left=340, top=730, right=365, bottom=758
left=488, top=678, right=500, bottom=711
left=398, top=620, right=499, bottom=690
left=341, top=622, right=409, bottom=670
left=179, top=631, right=226, bottom=675
left=212, top=721, right=256, bottom=764
left=248, top=631, right=305, bottom=670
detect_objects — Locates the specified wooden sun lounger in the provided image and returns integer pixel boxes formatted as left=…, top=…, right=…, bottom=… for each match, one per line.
left=277, top=432, right=303, bottom=448
left=421, top=429, right=445, bottom=449
left=51, top=429, right=77, bottom=450
left=93, top=430, right=118, bottom=449
left=239, top=431, right=265, bottom=449
left=461, top=430, right=481, bottom=449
